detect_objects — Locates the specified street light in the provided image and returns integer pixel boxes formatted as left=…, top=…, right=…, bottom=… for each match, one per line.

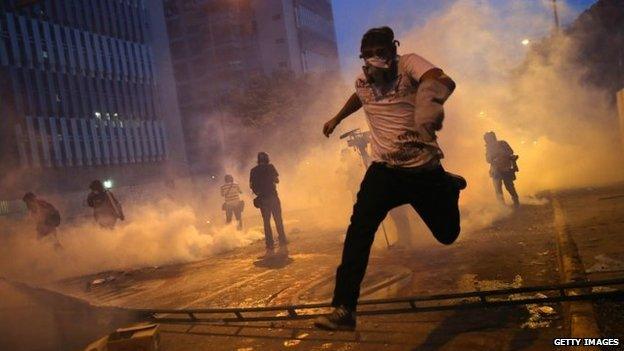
left=521, top=39, right=530, bottom=46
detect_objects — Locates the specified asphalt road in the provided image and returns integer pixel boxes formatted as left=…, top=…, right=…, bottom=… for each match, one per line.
left=49, top=200, right=573, bottom=351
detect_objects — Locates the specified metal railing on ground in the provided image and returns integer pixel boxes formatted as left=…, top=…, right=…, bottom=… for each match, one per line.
left=138, top=277, right=624, bottom=324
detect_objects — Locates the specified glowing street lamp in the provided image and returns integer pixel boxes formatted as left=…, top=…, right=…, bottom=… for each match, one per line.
left=521, top=38, right=530, bottom=46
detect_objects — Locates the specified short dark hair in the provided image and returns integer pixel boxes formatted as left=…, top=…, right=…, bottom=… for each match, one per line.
left=22, top=192, right=36, bottom=202
left=361, top=26, right=396, bottom=51
left=224, top=174, right=234, bottom=183
left=257, top=152, right=269, bottom=164
left=89, top=180, right=104, bottom=192
left=484, top=131, right=497, bottom=143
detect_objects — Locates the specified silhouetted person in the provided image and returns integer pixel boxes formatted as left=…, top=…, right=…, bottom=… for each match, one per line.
left=221, top=174, right=244, bottom=230
left=315, top=26, right=466, bottom=331
left=22, top=192, right=61, bottom=240
left=484, top=132, right=519, bottom=207
left=87, top=180, right=124, bottom=229
left=250, top=152, right=287, bottom=255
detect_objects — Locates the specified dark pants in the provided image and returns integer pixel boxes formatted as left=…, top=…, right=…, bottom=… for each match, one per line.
left=259, top=194, right=287, bottom=249
left=332, top=163, right=461, bottom=311
left=493, top=173, right=519, bottom=205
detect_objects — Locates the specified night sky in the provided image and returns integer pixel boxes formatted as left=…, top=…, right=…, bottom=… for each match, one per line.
left=332, top=0, right=598, bottom=74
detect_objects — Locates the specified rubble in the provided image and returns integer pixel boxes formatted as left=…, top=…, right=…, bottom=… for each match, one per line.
left=283, top=339, right=301, bottom=347
left=522, top=303, right=559, bottom=329
left=86, top=275, right=117, bottom=291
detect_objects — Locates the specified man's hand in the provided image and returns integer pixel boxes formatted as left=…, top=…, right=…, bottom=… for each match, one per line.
left=323, top=93, right=362, bottom=137
left=323, top=117, right=340, bottom=137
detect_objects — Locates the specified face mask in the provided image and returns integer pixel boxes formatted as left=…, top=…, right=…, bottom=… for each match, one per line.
left=363, top=56, right=397, bottom=85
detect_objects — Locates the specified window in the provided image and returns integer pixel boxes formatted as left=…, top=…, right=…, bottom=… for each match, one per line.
left=295, top=5, right=334, bottom=40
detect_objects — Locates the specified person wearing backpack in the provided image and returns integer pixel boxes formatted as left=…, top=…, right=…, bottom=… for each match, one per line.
left=87, top=180, right=124, bottom=229
left=250, top=152, right=287, bottom=256
left=221, top=174, right=244, bottom=230
left=484, top=131, right=520, bottom=207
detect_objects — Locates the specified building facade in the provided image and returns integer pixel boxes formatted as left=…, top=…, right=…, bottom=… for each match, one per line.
left=253, top=0, right=339, bottom=76
left=0, top=0, right=187, bottom=198
left=164, top=0, right=339, bottom=174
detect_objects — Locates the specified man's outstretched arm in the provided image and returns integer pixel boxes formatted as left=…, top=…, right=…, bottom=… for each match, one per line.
left=323, top=93, right=362, bottom=137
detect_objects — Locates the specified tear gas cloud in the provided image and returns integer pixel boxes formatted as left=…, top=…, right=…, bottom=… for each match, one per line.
left=0, top=200, right=263, bottom=283
left=216, top=0, right=624, bottom=242
left=2, top=0, right=623, bottom=283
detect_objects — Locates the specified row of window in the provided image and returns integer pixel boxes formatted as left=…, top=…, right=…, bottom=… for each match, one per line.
left=1, top=0, right=148, bottom=43
left=295, top=0, right=334, bottom=26
left=295, top=5, right=335, bottom=42
left=0, top=13, right=154, bottom=84
left=8, top=67, right=158, bottom=122
left=15, top=115, right=167, bottom=168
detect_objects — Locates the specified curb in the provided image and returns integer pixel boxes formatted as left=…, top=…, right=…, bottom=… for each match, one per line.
left=552, top=197, right=602, bottom=349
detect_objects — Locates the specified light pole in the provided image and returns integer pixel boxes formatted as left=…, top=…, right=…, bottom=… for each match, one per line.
left=552, top=0, right=561, bottom=31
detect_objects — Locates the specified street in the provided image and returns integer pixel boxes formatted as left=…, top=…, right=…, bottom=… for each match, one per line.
left=2, top=184, right=623, bottom=350
left=50, top=190, right=592, bottom=350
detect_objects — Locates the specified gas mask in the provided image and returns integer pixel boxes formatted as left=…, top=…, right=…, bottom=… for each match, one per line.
left=363, top=56, right=398, bottom=85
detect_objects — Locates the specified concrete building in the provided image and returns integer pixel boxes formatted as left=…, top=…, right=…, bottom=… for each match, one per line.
left=0, top=0, right=187, bottom=200
left=252, top=0, right=339, bottom=76
left=164, top=0, right=339, bottom=174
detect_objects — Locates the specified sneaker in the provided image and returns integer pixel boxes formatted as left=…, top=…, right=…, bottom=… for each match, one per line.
left=314, top=306, right=356, bottom=331
left=445, top=171, right=467, bottom=190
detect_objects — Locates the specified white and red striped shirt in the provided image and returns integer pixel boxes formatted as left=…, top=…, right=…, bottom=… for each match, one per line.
left=221, top=183, right=242, bottom=205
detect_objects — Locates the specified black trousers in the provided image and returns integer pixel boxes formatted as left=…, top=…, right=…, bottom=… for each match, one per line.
left=259, top=194, right=287, bottom=249
left=493, top=173, right=519, bottom=205
left=332, top=163, right=461, bottom=311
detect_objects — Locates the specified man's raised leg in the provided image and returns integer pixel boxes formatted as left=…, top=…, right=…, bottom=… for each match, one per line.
left=410, top=169, right=461, bottom=245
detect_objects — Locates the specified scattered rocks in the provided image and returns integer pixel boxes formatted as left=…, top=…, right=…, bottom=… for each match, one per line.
left=86, top=275, right=117, bottom=291
left=592, top=286, right=618, bottom=293
left=522, top=304, right=559, bottom=329
left=538, top=306, right=556, bottom=315
left=283, top=339, right=301, bottom=347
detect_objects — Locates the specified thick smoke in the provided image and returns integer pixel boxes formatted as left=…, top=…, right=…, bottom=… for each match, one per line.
left=214, top=0, right=624, bottom=245
left=3, top=1, right=623, bottom=284
left=0, top=200, right=263, bottom=283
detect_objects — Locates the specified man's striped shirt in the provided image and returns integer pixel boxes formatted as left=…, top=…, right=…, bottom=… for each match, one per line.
left=221, top=183, right=242, bottom=204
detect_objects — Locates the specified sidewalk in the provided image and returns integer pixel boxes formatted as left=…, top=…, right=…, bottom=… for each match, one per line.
left=553, top=184, right=624, bottom=342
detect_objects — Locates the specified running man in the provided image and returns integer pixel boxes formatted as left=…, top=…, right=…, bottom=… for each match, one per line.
left=314, top=26, right=466, bottom=331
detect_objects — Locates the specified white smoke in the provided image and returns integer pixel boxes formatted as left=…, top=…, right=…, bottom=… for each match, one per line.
left=0, top=200, right=263, bottom=284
